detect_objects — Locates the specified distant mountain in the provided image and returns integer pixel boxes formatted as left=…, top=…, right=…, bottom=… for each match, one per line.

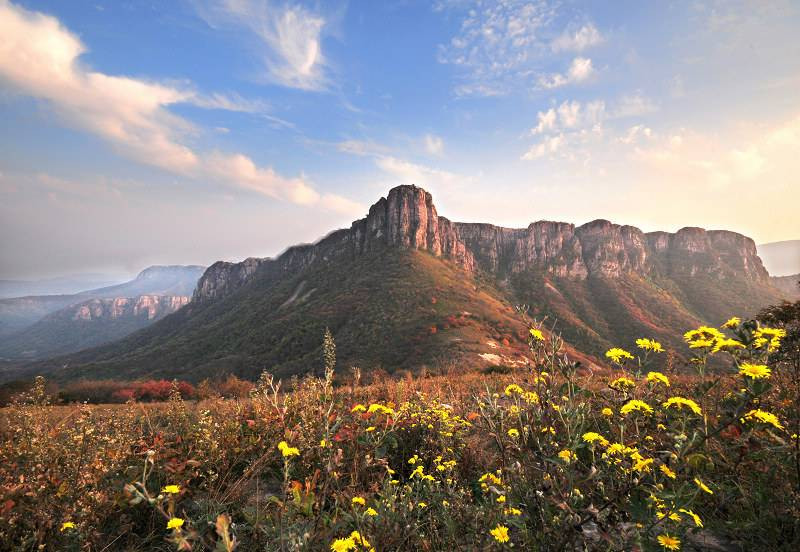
left=0, top=273, right=127, bottom=299
left=758, top=240, right=800, bottom=277
left=770, top=275, right=800, bottom=300
left=0, top=295, right=189, bottom=360
left=12, top=185, right=784, bottom=385
left=0, top=266, right=204, bottom=338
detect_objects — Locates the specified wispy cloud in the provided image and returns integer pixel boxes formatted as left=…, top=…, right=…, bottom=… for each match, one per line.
left=423, top=134, right=444, bottom=156
left=537, top=56, right=595, bottom=89
left=436, top=0, right=559, bottom=96
left=436, top=1, right=605, bottom=96
left=551, top=23, right=603, bottom=52
left=0, top=1, right=358, bottom=214
left=196, top=0, right=330, bottom=91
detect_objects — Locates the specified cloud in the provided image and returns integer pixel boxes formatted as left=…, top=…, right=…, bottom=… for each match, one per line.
left=196, top=0, right=329, bottom=91
left=531, top=99, right=606, bottom=135
left=374, top=156, right=468, bottom=193
left=0, top=1, right=358, bottom=214
left=551, top=23, right=603, bottom=52
left=436, top=0, right=559, bottom=96
left=423, top=134, right=444, bottom=156
left=537, top=57, right=595, bottom=89
left=612, top=92, right=658, bottom=118
left=521, top=134, right=565, bottom=160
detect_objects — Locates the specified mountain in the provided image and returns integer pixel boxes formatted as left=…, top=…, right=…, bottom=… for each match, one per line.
left=0, top=265, right=205, bottom=337
left=0, top=273, right=128, bottom=299
left=757, top=240, right=800, bottom=277
left=6, top=185, right=785, bottom=384
left=770, top=275, right=800, bottom=300
left=0, top=295, right=189, bottom=360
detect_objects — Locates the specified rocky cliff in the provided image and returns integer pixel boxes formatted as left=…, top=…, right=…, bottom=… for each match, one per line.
left=71, top=295, right=190, bottom=321
left=194, top=185, right=771, bottom=303
left=0, top=295, right=190, bottom=360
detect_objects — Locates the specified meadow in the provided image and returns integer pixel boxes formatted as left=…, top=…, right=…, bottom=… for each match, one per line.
left=1, top=314, right=798, bottom=551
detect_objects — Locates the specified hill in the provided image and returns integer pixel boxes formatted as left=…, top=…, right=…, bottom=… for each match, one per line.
left=7, top=185, right=785, bottom=384
left=0, top=295, right=189, bottom=360
left=758, top=240, right=800, bottom=276
left=0, top=265, right=204, bottom=337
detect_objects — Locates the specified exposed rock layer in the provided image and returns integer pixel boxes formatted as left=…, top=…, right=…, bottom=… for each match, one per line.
left=194, top=185, right=771, bottom=302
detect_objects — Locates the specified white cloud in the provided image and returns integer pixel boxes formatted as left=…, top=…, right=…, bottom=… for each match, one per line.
left=436, top=0, right=559, bottom=96
left=521, top=134, right=565, bottom=160
left=423, top=134, right=444, bottom=156
left=531, top=99, right=606, bottom=135
left=197, top=0, right=329, bottom=91
left=619, top=124, right=653, bottom=144
left=551, top=23, right=603, bottom=52
left=537, top=57, right=595, bottom=89
left=0, top=1, right=358, bottom=214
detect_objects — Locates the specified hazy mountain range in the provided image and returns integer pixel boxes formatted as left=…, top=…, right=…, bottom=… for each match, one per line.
left=2, top=185, right=793, bottom=385
left=0, top=266, right=204, bottom=359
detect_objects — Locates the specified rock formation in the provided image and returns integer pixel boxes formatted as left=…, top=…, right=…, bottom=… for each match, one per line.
left=193, top=185, right=772, bottom=302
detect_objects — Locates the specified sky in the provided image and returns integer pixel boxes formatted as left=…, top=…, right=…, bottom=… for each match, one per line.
left=0, top=0, right=799, bottom=279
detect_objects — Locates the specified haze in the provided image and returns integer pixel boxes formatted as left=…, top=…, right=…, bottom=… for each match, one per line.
left=1, top=0, right=799, bottom=279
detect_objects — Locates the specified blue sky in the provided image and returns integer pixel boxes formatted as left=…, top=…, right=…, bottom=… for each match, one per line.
left=1, top=0, right=799, bottom=278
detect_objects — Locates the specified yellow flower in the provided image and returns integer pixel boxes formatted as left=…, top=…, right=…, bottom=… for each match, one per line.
left=278, top=441, right=300, bottom=457
left=620, top=399, right=653, bottom=416
left=351, top=404, right=366, bottom=413
left=582, top=432, right=609, bottom=446
left=659, top=465, right=677, bottom=479
left=367, top=403, right=395, bottom=415
left=739, top=363, right=771, bottom=379
left=605, top=347, right=634, bottom=363
left=490, top=524, right=510, bottom=543
left=742, top=409, right=784, bottom=430
left=679, top=508, right=703, bottom=527
left=330, top=538, right=354, bottom=552
left=504, top=384, right=524, bottom=396
left=366, top=426, right=376, bottom=432
left=684, top=326, right=724, bottom=342
left=601, top=407, right=613, bottom=417
left=633, top=457, right=655, bottom=473
left=529, top=328, right=545, bottom=341
left=646, top=371, right=670, bottom=386
left=636, top=338, right=664, bottom=352
left=365, top=507, right=378, bottom=516
left=352, top=496, right=366, bottom=506
left=504, top=507, right=522, bottom=516
left=350, top=531, right=370, bottom=548
left=507, top=428, right=519, bottom=438
left=161, top=484, right=180, bottom=494
left=754, top=326, right=786, bottom=351
left=609, top=377, right=636, bottom=391
left=417, top=502, right=427, bottom=508
left=663, top=397, right=702, bottom=416
left=712, top=337, right=745, bottom=353
left=320, top=439, right=328, bottom=448
left=166, top=517, right=184, bottom=530
left=694, top=478, right=713, bottom=494
left=558, top=449, right=575, bottom=463
left=60, top=522, right=75, bottom=532
left=657, top=534, right=681, bottom=550
left=722, top=317, right=741, bottom=328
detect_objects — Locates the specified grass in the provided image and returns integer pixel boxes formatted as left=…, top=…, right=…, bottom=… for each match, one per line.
left=1, top=314, right=799, bottom=551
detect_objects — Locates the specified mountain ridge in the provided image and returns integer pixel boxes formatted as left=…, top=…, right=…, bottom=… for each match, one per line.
left=3, top=185, right=786, bottom=384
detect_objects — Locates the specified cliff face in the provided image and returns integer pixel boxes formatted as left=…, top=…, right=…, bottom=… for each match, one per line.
left=71, top=295, right=190, bottom=322
left=193, top=185, right=771, bottom=302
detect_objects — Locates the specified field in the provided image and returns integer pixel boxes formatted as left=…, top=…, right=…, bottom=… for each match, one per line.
left=1, top=315, right=799, bottom=551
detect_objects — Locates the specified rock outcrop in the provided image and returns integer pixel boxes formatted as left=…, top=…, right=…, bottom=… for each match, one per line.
left=71, top=295, right=190, bottom=321
left=193, top=185, right=772, bottom=302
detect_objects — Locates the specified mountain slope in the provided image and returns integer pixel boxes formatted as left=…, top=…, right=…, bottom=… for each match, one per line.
left=0, top=265, right=204, bottom=337
left=757, top=240, right=800, bottom=276
left=11, top=185, right=784, bottom=384
left=0, top=295, right=189, bottom=360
